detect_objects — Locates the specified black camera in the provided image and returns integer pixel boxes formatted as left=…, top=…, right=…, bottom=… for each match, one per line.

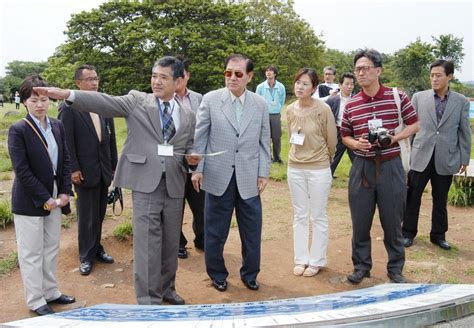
left=368, top=127, right=391, bottom=147
left=107, top=187, right=122, bottom=205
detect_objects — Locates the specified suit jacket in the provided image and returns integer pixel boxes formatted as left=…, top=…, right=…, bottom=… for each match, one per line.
left=410, top=89, right=471, bottom=175
left=58, top=104, right=118, bottom=188
left=326, top=95, right=341, bottom=121
left=71, top=90, right=195, bottom=197
left=187, top=89, right=203, bottom=114
left=8, top=115, right=72, bottom=216
left=193, top=88, right=271, bottom=199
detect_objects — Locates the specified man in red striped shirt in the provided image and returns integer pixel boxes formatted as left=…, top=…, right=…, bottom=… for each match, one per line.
left=340, top=49, right=419, bottom=284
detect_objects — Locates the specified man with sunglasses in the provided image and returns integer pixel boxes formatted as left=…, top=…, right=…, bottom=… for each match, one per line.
left=191, top=54, right=271, bottom=292
left=58, top=65, right=118, bottom=276
left=341, top=49, right=419, bottom=285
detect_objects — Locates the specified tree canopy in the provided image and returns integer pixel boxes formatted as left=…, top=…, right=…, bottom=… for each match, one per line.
left=42, top=0, right=324, bottom=96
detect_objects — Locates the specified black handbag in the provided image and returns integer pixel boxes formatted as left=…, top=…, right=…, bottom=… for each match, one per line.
left=107, top=187, right=123, bottom=216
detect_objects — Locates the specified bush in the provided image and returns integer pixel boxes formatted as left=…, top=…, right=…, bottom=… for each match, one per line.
left=0, top=198, right=13, bottom=228
left=0, top=251, right=18, bottom=275
left=448, top=176, right=474, bottom=207
left=113, top=219, right=133, bottom=240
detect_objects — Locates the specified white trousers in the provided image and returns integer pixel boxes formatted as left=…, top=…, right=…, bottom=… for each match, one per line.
left=287, top=166, right=332, bottom=267
left=14, top=183, right=62, bottom=310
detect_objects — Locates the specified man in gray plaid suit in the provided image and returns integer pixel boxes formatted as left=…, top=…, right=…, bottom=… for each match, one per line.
left=191, top=54, right=271, bottom=292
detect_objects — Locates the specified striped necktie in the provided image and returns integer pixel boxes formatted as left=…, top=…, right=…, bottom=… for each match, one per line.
left=162, top=101, right=176, bottom=141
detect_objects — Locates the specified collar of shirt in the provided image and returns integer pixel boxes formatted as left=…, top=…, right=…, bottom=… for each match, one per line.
left=157, top=97, right=176, bottom=109
left=175, top=88, right=190, bottom=101
left=264, top=80, right=279, bottom=89
left=360, top=84, right=387, bottom=102
left=229, top=89, right=246, bottom=105
left=432, top=88, right=450, bottom=101
left=29, top=113, right=52, bottom=133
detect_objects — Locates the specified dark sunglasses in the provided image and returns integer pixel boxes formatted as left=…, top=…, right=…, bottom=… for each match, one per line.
left=224, top=70, right=244, bottom=78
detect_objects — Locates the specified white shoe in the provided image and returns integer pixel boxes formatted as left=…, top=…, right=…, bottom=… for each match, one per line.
left=293, top=264, right=306, bottom=276
left=303, top=266, right=320, bottom=277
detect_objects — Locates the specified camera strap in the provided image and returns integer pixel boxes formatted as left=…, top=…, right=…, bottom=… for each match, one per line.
left=112, top=187, right=123, bottom=216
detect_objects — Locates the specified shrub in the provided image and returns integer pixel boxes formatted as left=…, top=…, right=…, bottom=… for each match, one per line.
left=0, top=251, right=18, bottom=275
left=448, top=176, right=474, bottom=207
left=0, top=198, right=13, bottom=228
left=113, top=219, right=133, bottom=240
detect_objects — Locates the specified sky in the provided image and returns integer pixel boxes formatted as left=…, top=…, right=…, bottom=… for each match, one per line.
left=1, top=0, right=473, bottom=81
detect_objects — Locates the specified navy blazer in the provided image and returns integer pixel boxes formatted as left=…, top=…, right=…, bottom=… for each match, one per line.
left=326, top=95, right=341, bottom=121
left=8, top=114, right=72, bottom=216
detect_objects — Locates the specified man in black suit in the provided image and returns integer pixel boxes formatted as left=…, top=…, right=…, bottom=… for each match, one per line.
left=59, top=65, right=118, bottom=275
left=326, top=72, right=356, bottom=176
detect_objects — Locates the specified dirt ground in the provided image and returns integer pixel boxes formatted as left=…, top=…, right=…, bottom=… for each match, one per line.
left=1, top=179, right=473, bottom=323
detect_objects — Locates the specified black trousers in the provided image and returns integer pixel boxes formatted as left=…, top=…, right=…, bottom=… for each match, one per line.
left=180, top=173, right=205, bottom=249
left=402, top=152, right=453, bottom=241
left=349, top=156, right=406, bottom=274
left=330, top=128, right=354, bottom=175
left=76, top=181, right=108, bottom=262
left=269, top=113, right=282, bottom=161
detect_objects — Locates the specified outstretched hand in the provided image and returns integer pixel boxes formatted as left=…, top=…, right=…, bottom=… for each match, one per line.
left=33, top=87, right=71, bottom=100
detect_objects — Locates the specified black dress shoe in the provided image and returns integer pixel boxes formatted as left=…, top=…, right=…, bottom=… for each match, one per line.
left=48, top=294, right=76, bottom=305
left=33, top=304, right=54, bottom=316
left=96, top=251, right=114, bottom=263
left=431, top=239, right=451, bottom=250
left=212, top=279, right=227, bottom=292
left=163, top=294, right=185, bottom=305
left=79, top=261, right=92, bottom=275
left=178, top=247, right=188, bottom=259
left=347, top=270, right=370, bottom=284
left=387, top=272, right=407, bottom=283
left=242, top=279, right=259, bottom=291
left=403, top=238, right=414, bottom=247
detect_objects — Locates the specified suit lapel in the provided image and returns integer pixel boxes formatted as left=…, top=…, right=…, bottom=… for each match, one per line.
left=425, top=93, right=438, bottom=127
left=80, top=111, right=100, bottom=141
left=144, top=94, right=164, bottom=141
left=239, top=90, right=256, bottom=134
left=221, top=90, right=239, bottom=132
left=51, top=119, right=62, bottom=169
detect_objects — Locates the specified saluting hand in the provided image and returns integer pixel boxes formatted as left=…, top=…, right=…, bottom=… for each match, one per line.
left=33, top=87, right=71, bottom=100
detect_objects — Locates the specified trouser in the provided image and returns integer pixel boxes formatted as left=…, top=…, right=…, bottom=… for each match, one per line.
left=287, top=166, right=332, bottom=267
left=204, top=173, right=262, bottom=282
left=348, top=156, right=406, bottom=274
left=269, top=113, right=282, bottom=161
left=402, top=152, right=453, bottom=241
left=75, top=181, right=108, bottom=262
left=132, top=178, right=183, bottom=305
left=180, top=173, right=205, bottom=249
left=330, top=128, right=354, bottom=175
left=14, top=182, right=62, bottom=310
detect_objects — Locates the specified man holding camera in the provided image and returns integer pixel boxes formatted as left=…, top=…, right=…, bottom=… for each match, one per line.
left=341, top=49, right=419, bottom=284
left=59, top=65, right=118, bottom=276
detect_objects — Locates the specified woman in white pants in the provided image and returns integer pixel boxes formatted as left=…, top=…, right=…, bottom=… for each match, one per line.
left=286, top=68, right=337, bottom=277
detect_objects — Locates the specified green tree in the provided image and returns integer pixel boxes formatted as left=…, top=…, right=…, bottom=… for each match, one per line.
left=2, top=61, right=47, bottom=98
left=388, top=39, right=434, bottom=95
left=44, top=0, right=324, bottom=96
left=432, top=34, right=464, bottom=71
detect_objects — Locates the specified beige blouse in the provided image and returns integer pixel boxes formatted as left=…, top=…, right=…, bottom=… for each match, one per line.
left=286, top=99, right=337, bottom=169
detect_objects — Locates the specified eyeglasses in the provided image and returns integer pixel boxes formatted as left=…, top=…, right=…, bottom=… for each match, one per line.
left=79, top=77, right=100, bottom=82
left=224, top=70, right=244, bottom=78
left=295, top=80, right=312, bottom=88
left=354, top=66, right=375, bottom=74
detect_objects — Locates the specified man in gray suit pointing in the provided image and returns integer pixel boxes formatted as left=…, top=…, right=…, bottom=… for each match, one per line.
left=191, top=54, right=271, bottom=292
left=402, top=59, right=471, bottom=250
left=34, top=56, right=198, bottom=306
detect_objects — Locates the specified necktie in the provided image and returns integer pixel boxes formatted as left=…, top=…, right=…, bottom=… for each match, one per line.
left=90, top=113, right=102, bottom=142
left=162, top=101, right=176, bottom=141
left=234, top=98, right=243, bottom=127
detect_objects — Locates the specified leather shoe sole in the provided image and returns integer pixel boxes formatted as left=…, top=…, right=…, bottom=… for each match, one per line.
left=33, top=304, right=54, bottom=316
left=431, top=239, right=451, bottom=250
left=242, top=279, right=259, bottom=291
left=79, top=261, right=92, bottom=275
left=347, top=270, right=370, bottom=284
left=48, top=294, right=76, bottom=305
left=96, top=252, right=114, bottom=263
left=403, top=238, right=414, bottom=248
left=163, top=294, right=185, bottom=305
left=212, top=279, right=227, bottom=292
